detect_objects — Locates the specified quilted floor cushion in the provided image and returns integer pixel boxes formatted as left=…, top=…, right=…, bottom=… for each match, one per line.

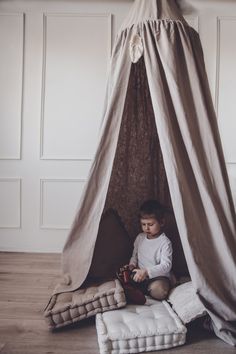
left=44, top=279, right=126, bottom=329
left=96, top=299, right=187, bottom=354
left=168, top=281, right=207, bottom=324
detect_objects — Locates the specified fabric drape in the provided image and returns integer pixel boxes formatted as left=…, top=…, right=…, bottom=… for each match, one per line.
left=104, top=56, right=172, bottom=240
left=53, top=0, right=236, bottom=346
left=141, top=16, right=236, bottom=346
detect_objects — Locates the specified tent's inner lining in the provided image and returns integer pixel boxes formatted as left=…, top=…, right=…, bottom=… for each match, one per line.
left=104, top=57, right=188, bottom=277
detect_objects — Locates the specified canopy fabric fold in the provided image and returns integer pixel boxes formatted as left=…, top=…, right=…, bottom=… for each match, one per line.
left=53, top=0, right=236, bottom=346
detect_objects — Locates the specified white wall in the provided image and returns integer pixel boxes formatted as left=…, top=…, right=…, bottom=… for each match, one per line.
left=0, top=0, right=235, bottom=252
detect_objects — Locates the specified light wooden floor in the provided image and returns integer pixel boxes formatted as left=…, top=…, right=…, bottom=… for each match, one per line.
left=0, top=252, right=235, bottom=354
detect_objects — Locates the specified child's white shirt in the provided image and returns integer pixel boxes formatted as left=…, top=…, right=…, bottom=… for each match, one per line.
left=129, top=232, right=173, bottom=279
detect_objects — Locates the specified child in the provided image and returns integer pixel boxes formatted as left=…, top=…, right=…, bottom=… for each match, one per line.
left=129, top=199, right=173, bottom=300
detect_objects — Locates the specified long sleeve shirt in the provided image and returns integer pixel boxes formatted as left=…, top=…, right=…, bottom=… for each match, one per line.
left=129, top=232, right=173, bottom=279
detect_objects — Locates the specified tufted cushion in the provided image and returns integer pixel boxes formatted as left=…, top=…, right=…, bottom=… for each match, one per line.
left=44, top=279, right=126, bottom=329
left=96, top=298, right=187, bottom=354
left=88, top=209, right=133, bottom=281
left=168, top=281, right=207, bottom=324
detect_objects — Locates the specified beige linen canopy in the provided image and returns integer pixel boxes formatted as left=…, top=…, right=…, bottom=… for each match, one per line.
left=53, top=0, right=236, bottom=346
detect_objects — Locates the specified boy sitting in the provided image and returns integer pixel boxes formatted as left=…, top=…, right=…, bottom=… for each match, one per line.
left=128, top=199, right=173, bottom=301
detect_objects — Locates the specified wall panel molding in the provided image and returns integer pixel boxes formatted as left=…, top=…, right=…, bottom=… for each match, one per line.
left=216, top=16, right=223, bottom=118
left=216, top=16, right=236, bottom=164
left=215, top=16, right=236, bottom=117
left=0, top=13, right=25, bottom=160
left=0, top=178, right=22, bottom=228
left=40, top=178, right=86, bottom=229
left=40, top=12, right=112, bottom=161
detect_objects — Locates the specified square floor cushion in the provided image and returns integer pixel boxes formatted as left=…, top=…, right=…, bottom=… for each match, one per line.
left=44, top=279, right=126, bottom=330
left=96, top=298, right=187, bottom=354
left=167, top=281, right=207, bottom=324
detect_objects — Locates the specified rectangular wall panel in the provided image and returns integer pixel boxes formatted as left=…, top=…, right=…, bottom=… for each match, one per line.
left=0, top=13, right=24, bottom=159
left=217, top=17, right=236, bottom=163
left=40, top=179, right=85, bottom=229
left=0, top=179, right=21, bottom=228
left=41, top=13, right=111, bottom=160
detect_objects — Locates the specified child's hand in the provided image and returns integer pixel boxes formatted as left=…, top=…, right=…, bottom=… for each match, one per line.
left=132, top=268, right=148, bottom=282
left=128, top=264, right=136, bottom=271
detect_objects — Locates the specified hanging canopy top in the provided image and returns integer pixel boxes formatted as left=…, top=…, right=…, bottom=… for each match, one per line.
left=119, top=0, right=187, bottom=32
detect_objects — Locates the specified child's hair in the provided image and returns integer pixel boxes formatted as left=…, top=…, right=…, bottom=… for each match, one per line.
left=139, top=199, right=168, bottom=222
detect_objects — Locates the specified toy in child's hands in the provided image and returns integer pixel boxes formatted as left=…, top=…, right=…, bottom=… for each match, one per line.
left=116, top=265, right=135, bottom=284
left=116, top=265, right=146, bottom=305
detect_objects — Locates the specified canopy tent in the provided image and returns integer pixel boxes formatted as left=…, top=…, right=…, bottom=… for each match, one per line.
left=52, top=0, right=236, bottom=346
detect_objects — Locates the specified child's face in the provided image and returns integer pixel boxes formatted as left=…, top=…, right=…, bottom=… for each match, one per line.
left=140, top=215, right=164, bottom=238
